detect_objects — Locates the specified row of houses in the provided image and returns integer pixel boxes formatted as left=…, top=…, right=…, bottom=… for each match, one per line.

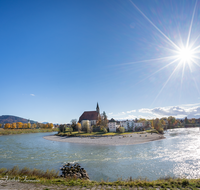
left=108, top=119, right=149, bottom=132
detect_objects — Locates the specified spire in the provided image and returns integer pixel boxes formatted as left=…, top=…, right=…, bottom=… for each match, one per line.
left=96, top=102, right=100, bottom=114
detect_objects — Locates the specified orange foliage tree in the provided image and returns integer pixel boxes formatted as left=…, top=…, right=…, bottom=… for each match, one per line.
left=17, top=122, right=23, bottom=129
left=4, top=123, right=11, bottom=129
left=76, top=123, right=81, bottom=133
left=23, top=123, right=28, bottom=129
left=11, top=123, right=16, bottom=129
left=48, top=123, right=54, bottom=129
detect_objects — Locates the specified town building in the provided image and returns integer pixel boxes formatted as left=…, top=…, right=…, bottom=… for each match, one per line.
left=78, top=103, right=100, bottom=127
left=120, top=120, right=135, bottom=131
left=108, top=118, right=120, bottom=132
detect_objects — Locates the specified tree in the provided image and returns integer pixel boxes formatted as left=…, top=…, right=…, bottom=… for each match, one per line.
left=153, top=118, right=163, bottom=134
left=185, top=117, right=189, bottom=124
left=48, top=123, right=54, bottom=129
left=82, top=121, right=89, bottom=132
left=4, top=123, right=11, bottom=129
left=17, top=122, right=23, bottom=129
left=68, top=126, right=73, bottom=134
left=11, top=123, right=16, bottom=129
left=32, top=123, right=36, bottom=129
left=96, top=114, right=102, bottom=126
left=160, top=119, right=166, bottom=125
left=119, top=127, right=125, bottom=133
left=138, top=118, right=146, bottom=122
left=100, top=111, right=108, bottom=129
left=23, top=123, right=28, bottom=129
left=27, top=123, right=31, bottom=129
left=71, top=119, right=77, bottom=130
left=0, top=124, right=2, bottom=128
left=168, top=116, right=175, bottom=127
left=76, top=123, right=81, bottom=133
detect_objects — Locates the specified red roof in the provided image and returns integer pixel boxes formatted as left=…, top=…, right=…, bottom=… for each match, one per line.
left=79, top=111, right=99, bottom=123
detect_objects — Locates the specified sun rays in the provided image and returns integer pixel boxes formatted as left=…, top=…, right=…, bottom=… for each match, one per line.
left=126, top=0, right=200, bottom=105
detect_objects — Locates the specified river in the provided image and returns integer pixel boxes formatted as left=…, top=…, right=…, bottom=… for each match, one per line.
left=0, top=128, right=200, bottom=181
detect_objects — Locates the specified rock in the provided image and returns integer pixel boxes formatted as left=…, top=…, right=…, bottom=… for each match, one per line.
left=60, top=162, right=89, bottom=180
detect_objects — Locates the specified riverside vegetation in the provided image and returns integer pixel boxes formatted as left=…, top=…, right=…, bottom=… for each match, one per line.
left=0, top=128, right=58, bottom=136
left=0, top=166, right=200, bottom=189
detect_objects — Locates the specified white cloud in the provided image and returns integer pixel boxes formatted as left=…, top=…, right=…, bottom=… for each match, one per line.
left=127, top=110, right=136, bottom=113
left=108, top=112, right=113, bottom=115
left=139, top=103, right=200, bottom=119
left=30, top=94, right=35, bottom=96
left=115, top=115, right=137, bottom=120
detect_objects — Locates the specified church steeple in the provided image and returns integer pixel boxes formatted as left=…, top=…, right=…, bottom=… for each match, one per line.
left=96, top=102, right=100, bottom=114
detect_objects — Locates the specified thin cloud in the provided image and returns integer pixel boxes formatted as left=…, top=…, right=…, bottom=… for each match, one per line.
left=115, top=115, right=137, bottom=120
left=30, top=94, right=35, bottom=96
left=108, top=112, right=113, bottom=115
left=127, top=110, right=136, bottom=113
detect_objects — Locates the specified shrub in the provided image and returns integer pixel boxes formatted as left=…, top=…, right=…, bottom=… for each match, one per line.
left=119, top=127, right=125, bottom=133
left=103, top=128, right=107, bottom=133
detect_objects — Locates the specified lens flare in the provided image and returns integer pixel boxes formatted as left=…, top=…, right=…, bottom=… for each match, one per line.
left=177, top=47, right=194, bottom=63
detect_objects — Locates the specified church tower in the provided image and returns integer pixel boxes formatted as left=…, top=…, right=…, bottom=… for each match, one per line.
left=96, top=102, right=100, bottom=114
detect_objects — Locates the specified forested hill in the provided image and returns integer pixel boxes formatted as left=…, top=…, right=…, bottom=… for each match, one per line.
left=0, top=115, right=37, bottom=124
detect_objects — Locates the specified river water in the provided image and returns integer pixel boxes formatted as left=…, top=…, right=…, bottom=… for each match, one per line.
left=0, top=128, right=200, bottom=181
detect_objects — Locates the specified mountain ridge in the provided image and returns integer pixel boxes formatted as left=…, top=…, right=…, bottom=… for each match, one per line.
left=0, top=115, right=37, bottom=124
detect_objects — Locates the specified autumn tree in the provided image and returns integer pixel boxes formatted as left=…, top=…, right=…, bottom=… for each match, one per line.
left=17, top=122, right=23, bottom=129
left=100, top=111, right=108, bottom=129
left=76, top=123, right=81, bottom=133
left=11, top=123, right=16, bottom=129
left=168, top=116, right=176, bottom=127
left=153, top=118, right=163, bottom=134
left=32, top=123, right=36, bottom=129
left=4, top=123, right=11, bottom=129
left=138, top=118, right=146, bottom=122
left=0, top=124, right=2, bottom=128
left=160, top=119, right=166, bottom=125
left=96, top=114, right=102, bottom=126
left=23, top=123, right=28, bottom=129
left=48, top=123, right=54, bottom=129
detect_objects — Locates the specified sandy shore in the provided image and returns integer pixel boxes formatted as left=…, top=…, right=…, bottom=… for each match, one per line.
left=43, top=133, right=165, bottom=146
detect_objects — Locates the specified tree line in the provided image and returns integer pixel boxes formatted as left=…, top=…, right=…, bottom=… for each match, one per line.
left=1, top=122, right=54, bottom=129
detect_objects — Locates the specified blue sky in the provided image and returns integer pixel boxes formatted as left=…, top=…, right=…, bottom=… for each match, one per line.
left=1, top=0, right=200, bottom=123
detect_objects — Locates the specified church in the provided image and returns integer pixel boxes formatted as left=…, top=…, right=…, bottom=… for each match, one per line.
left=78, top=103, right=100, bottom=126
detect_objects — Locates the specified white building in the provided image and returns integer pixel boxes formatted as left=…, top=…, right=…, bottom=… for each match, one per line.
left=120, top=120, right=135, bottom=131
left=108, top=122, right=117, bottom=132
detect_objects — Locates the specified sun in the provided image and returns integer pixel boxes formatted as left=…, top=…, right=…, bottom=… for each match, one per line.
left=177, top=47, right=194, bottom=63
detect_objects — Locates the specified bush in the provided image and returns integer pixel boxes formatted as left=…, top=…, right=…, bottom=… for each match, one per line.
left=119, top=127, right=125, bottom=133
left=103, top=128, right=107, bottom=133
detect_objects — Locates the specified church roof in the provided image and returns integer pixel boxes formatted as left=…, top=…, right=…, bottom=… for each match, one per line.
left=79, top=111, right=99, bottom=123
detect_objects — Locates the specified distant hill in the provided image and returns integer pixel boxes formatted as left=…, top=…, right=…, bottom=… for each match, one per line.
left=0, top=115, right=37, bottom=124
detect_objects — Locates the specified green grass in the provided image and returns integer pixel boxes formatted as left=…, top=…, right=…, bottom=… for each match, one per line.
left=0, top=128, right=58, bottom=136
left=0, top=166, right=200, bottom=189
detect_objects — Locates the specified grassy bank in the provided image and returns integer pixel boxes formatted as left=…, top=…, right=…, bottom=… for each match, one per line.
left=0, top=166, right=200, bottom=189
left=57, top=129, right=158, bottom=137
left=57, top=131, right=136, bottom=137
left=0, top=128, right=58, bottom=136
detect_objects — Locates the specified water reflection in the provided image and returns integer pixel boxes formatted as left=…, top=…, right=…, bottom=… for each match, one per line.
left=0, top=128, right=200, bottom=181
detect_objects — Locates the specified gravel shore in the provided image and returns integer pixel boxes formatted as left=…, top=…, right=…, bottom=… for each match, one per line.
left=43, top=133, right=165, bottom=146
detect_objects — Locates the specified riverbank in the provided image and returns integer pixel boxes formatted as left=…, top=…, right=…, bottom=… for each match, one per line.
left=44, top=132, right=165, bottom=146
left=0, top=178, right=197, bottom=190
left=0, top=128, right=58, bottom=136
left=0, top=166, right=198, bottom=190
